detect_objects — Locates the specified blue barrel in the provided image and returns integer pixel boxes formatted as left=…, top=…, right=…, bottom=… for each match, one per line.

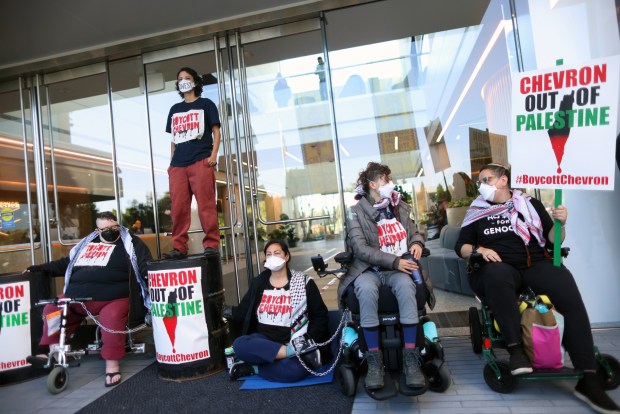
left=147, top=255, right=228, bottom=380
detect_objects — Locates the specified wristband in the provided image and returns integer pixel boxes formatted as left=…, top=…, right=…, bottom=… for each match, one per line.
left=471, top=245, right=478, bottom=255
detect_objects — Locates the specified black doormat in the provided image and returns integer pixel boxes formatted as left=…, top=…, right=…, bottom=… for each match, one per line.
left=428, top=310, right=470, bottom=328
left=77, top=363, right=353, bottom=414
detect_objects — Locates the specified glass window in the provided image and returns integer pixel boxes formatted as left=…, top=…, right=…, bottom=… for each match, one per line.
left=241, top=30, right=343, bottom=245
left=145, top=52, right=225, bottom=256
left=0, top=84, right=40, bottom=273
left=42, top=72, right=113, bottom=258
left=326, top=0, right=510, bottom=239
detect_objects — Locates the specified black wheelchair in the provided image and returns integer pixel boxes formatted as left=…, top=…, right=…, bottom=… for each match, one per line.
left=467, top=250, right=620, bottom=393
left=312, top=250, right=451, bottom=400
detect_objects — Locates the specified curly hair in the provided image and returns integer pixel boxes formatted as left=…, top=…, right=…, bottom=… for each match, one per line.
left=176, top=67, right=204, bottom=98
left=356, top=162, right=391, bottom=195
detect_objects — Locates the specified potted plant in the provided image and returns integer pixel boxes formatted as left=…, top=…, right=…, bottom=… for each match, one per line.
left=446, top=196, right=474, bottom=226
left=268, top=213, right=300, bottom=248
left=446, top=172, right=477, bottom=226
left=420, top=204, right=445, bottom=240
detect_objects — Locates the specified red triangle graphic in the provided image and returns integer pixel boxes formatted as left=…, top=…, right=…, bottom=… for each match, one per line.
left=549, top=135, right=568, bottom=173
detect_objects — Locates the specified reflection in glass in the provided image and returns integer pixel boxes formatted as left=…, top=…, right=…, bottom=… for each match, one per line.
left=327, top=2, right=512, bottom=238
left=108, top=58, right=157, bottom=256
left=42, top=73, right=113, bottom=256
left=0, top=87, right=39, bottom=272
left=242, top=31, right=343, bottom=245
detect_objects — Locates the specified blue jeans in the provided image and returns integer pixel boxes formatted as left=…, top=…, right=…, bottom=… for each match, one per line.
left=233, top=333, right=309, bottom=382
left=354, top=269, right=418, bottom=327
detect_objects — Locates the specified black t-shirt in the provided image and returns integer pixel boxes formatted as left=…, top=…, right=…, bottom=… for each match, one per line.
left=455, top=197, right=554, bottom=269
left=165, top=97, right=221, bottom=167
left=65, top=238, right=130, bottom=300
left=255, top=276, right=292, bottom=344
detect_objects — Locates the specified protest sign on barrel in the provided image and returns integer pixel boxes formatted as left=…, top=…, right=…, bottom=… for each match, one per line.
left=148, top=255, right=228, bottom=380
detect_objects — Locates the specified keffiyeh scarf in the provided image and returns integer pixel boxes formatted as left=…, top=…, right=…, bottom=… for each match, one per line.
left=289, top=269, right=312, bottom=341
left=64, top=227, right=150, bottom=308
left=354, top=184, right=401, bottom=209
left=461, top=190, right=546, bottom=247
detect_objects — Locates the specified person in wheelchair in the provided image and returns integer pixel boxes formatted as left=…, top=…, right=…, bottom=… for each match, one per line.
left=337, top=161, right=435, bottom=391
left=455, top=162, right=619, bottom=413
left=23, top=211, right=151, bottom=387
left=226, top=239, right=330, bottom=382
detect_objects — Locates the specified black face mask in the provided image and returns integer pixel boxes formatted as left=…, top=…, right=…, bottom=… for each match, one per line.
left=101, top=228, right=120, bottom=242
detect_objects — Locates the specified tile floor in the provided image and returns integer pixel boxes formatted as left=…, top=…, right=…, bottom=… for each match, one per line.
left=1, top=313, right=618, bottom=413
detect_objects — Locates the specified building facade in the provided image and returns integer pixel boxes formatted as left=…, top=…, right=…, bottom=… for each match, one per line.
left=1, top=0, right=618, bottom=324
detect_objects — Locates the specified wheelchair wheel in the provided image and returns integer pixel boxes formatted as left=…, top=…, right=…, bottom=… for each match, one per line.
left=596, top=353, right=620, bottom=390
left=422, top=359, right=451, bottom=393
left=47, top=366, right=69, bottom=394
left=338, top=364, right=357, bottom=397
left=483, top=362, right=516, bottom=393
left=468, top=307, right=483, bottom=354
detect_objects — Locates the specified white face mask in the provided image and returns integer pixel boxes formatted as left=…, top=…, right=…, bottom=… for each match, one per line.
left=478, top=183, right=497, bottom=202
left=178, top=79, right=195, bottom=93
left=378, top=182, right=395, bottom=199
left=264, top=256, right=286, bottom=271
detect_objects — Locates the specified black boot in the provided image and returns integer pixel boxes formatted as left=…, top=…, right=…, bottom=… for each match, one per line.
left=402, top=347, right=426, bottom=388
left=364, top=350, right=384, bottom=390
left=574, top=372, right=620, bottom=413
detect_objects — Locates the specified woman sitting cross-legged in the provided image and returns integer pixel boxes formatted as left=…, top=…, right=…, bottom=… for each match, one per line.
left=226, top=239, right=330, bottom=382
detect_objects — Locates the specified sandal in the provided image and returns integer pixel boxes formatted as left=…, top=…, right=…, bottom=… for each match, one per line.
left=105, top=372, right=122, bottom=387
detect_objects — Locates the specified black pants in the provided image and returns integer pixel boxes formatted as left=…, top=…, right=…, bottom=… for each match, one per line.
left=469, top=259, right=596, bottom=371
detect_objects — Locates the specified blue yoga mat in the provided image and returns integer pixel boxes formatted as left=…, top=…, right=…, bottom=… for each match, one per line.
left=239, top=369, right=334, bottom=390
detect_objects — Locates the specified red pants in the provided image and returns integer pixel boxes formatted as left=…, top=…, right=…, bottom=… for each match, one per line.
left=168, top=157, right=219, bottom=253
left=40, top=296, right=130, bottom=360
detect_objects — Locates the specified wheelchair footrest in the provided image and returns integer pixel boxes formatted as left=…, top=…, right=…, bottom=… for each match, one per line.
left=516, top=366, right=581, bottom=379
left=364, top=372, right=398, bottom=400
left=398, top=372, right=428, bottom=396
left=128, top=343, right=146, bottom=354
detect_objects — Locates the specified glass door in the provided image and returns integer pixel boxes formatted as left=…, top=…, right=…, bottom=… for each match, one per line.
left=39, top=66, right=116, bottom=261
left=0, top=80, right=39, bottom=274
left=142, top=24, right=348, bottom=308
left=233, top=23, right=345, bottom=309
left=144, top=41, right=249, bottom=306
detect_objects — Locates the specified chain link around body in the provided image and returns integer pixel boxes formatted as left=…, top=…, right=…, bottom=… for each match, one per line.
left=78, top=302, right=147, bottom=334
left=294, top=309, right=349, bottom=377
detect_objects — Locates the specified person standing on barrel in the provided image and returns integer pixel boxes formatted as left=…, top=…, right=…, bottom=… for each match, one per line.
left=225, top=240, right=330, bottom=382
left=23, top=211, right=151, bottom=387
left=163, top=66, right=221, bottom=260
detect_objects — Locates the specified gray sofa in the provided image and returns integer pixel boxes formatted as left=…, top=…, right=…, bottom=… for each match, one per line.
left=420, top=225, right=475, bottom=296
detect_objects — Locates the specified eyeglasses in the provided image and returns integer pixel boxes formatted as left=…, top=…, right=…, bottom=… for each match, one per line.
left=476, top=175, right=496, bottom=188
left=97, top=225, right=120, bottom=232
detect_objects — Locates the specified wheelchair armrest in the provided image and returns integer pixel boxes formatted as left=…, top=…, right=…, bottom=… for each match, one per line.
left=311, top=252, right=350, bottom=277
left=334, top=251, right=353, bottom=265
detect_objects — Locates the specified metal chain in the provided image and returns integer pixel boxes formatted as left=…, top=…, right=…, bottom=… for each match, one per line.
left=78, top=301, right=147, bottom=334
left=77, top=299, right=348, bottom=376
left=294, top=309, right=349, bottom=377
